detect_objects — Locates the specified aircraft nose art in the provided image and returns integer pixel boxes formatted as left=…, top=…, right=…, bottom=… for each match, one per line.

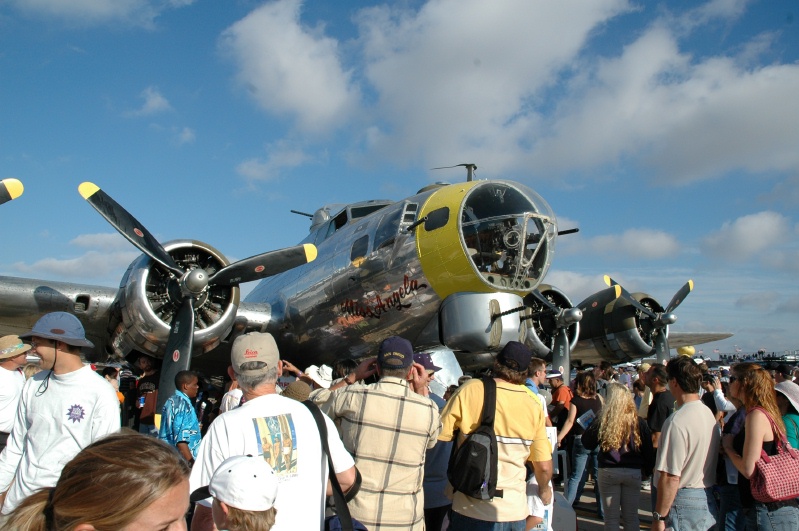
left=415, top=180, right=557, bottom=299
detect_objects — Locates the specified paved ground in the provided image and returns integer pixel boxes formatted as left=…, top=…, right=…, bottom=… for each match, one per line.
left=566, top=480, right=653, bottom=531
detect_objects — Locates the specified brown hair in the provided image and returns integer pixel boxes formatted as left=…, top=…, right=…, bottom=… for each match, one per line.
left=6, top=430, right=189, bottom=531
left=225, top=505, right=277, bottom=531
left=733, top=363, right=786, bottom=434
left=493, top=360, right=527, bottom=385
left=575, top=370, right=597, bottom=398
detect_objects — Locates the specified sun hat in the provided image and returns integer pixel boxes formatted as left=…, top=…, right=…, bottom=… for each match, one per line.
left=546, top=370, right=563, bottom=379
left=304, top=364, right=334, bottom=388
left=231, top=332, right=279, bottom=376
left=0, top=335, right=31, bottom=360
left=190, top=455, right=278, bottom=511
left=19, top=312, right=94, bottom=348
left=775, top=381, right=799, bottom=415
left=496, top=341, right=532, bottom=371
left=377, top=336, right=413, bottom=369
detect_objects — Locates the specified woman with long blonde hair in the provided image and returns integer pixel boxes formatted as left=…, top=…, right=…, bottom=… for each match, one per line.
left=721, top=363, right=799, bottom=530
left=6, top=431, right=190, bottom=530
left=583, top=382, right=654, bottom=530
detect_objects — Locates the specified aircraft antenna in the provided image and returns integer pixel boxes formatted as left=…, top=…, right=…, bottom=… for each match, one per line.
left=431, top=163, right=478, bottom=182
left=290, top=209, right=313, bottom=219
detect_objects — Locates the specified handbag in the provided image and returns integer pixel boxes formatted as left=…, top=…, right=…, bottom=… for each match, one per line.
left=302, top=400, right=366, bottom=531
left=749, top=406, right=799, bottom=503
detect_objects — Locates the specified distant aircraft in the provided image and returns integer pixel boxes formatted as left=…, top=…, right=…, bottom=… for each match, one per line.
left=0, top=178, right=23, bottom=206
left=0, top=171, right=730, bottom=404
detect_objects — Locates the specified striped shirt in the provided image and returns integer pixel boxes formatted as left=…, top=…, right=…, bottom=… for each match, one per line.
left=326, top=376, right=441, bottom=530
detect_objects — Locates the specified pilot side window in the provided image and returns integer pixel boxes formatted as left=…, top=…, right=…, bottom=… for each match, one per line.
left=350, top=235, right=369, bottom=262
left=374, top=209, right=402, bottom=250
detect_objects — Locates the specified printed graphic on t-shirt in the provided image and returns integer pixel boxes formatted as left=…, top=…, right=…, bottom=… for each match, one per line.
left=66, top=404, right=85, bottom=423
left=253, top=414, right=298, bottom=479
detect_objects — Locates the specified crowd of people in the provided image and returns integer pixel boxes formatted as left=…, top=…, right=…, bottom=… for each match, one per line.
left=1, top=309, right=798, bottom=530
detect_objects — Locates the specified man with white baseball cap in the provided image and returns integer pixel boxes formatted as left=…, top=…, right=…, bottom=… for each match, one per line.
left=0, top=336, right=29, bottom=453
left=191, top=455, right=279, bottom=531
left=0, top=312, right=120, bottom=516
left=189, top=332, right=357, bottom=531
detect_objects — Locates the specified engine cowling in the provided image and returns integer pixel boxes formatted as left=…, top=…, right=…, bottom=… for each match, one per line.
left=109, top=240, right=240, bottom=359
left=522, top=284, right=580, bottom=358
left=579, top=291, right=665, bottom=362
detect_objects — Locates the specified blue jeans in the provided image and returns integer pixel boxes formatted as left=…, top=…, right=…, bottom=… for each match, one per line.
left=743, top=502, right=799, bottom=531
left=667, top=487, right=717, bottom=531
left=717, top=484, right=745, bottom=531
left=448, top=511, right=525, bottom=530
left=565, top=436, right=601, bottom=517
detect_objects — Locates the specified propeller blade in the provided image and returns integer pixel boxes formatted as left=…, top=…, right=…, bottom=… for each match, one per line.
left=78, top=182, right=183, bottom=276
left=653, top=330, right=670, bottom=364
left=665, top=280, right=694, bottom=314
left=0, top=178, right=23, bottom=206
left=523, top=290, right=558, bottom=312
left=603, top=275, right=656, bottom=318
left=156, top=297, right=195, bottom=412
left=578, top=285, right=622, bottom=313
left=209, top=244, right=318, bottom=287
left=551, top=327, right=571, bottom=375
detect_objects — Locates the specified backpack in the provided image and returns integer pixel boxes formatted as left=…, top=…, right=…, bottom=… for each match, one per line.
left=447, top=378, right=502, bottom=500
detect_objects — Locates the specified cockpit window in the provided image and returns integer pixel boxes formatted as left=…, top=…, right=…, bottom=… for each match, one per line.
left=461, top=182, right=556, bottom=291
left=350, top=204, right=390, bottom=220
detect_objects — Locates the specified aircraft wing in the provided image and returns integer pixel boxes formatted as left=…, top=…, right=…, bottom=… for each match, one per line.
left=0, top=275, right=119, bottom=361
left=666, top=332, right=733, bottom=348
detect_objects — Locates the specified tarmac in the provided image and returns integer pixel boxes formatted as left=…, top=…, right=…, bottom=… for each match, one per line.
left=566, top=479, right=653, bottom=531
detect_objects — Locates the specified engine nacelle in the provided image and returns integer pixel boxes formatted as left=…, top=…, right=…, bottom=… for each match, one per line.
left=522, top=284, right=580, bottom=358
left=109, top=240, right=240, bottom=359
left=579, top=291, right=666, bottom=362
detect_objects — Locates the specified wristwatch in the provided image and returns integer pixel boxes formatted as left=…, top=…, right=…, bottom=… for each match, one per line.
left=652, top=511, right=668, bottom=522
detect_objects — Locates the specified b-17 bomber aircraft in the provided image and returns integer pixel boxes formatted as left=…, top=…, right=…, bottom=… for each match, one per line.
left=0, top=169, right=730, bottom=404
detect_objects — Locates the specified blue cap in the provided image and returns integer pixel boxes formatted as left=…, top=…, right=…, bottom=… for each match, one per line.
left=378, top=336, right=413, bottom=369
left=413, top=352, right=442, bottom=372
left=20, top=312, right=94, bottom=348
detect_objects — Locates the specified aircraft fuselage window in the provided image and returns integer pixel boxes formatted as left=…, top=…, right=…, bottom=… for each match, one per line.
left=460, top=182, right=555, bottom=291
left=424, top=207, right=449, bottom=231
left=351, top=235, right=369, bottom=262
left=375, top=210, right=402, bottom=251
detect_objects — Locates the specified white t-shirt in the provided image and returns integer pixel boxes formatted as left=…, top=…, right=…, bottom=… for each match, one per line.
left=190, top=393, right=354, bottom=531
left=0, top=367, right=24, bottom=433
left=0, top=365, right=121, bottom=513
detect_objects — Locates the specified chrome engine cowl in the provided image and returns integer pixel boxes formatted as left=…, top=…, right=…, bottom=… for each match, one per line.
left=580, top=291, right=665, bottom=362
left=522, top=284, right=580, bottom=358
left=109, top=240, right=239, bottom=359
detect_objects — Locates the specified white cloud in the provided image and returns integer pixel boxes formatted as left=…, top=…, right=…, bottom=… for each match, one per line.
left=236, top=141, right=311, bottom=182
left=70, top=232, right=131, bottom=250
left=176, top=127, right=196, bottom=145
left=576, top=228, right=680, bottom=260
left=701, top=211, right=793, bottom=261
left=126, top=86, right=172, bottom=117
left=356, top=0, right=632, bottom=169
left=7, top=0, right=194, bottom=28
left=544, top=270, right=606, bottom=304
left=12, top=250, right=140, bottom=281
left=220, top=0, right=360, bottom=134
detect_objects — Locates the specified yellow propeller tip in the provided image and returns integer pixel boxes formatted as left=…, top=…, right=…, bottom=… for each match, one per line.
left=78, top=182, right=100, bottom=199
left=687, top=279, right=694, bottom=291
left=613, top=285, right=622, bottom=298
left=303, top=244, right=318, bottom=263
left=2, top=178, right=24, bottom=199
left=603, top=274, right=611, bottom=287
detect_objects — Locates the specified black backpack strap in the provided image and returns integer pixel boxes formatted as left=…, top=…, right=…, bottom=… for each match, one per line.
left=480, top=377, right=496, bottom=427
left=480, top=378, right=502, bottom=498
left=302, top=400, right=357, bottom=531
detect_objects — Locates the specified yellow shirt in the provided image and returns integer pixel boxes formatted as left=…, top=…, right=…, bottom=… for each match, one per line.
left=439, top=378, right=551, bottom=522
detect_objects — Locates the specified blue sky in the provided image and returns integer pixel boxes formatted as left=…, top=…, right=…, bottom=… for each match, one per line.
left=2, top=0, right=798, bottom=356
